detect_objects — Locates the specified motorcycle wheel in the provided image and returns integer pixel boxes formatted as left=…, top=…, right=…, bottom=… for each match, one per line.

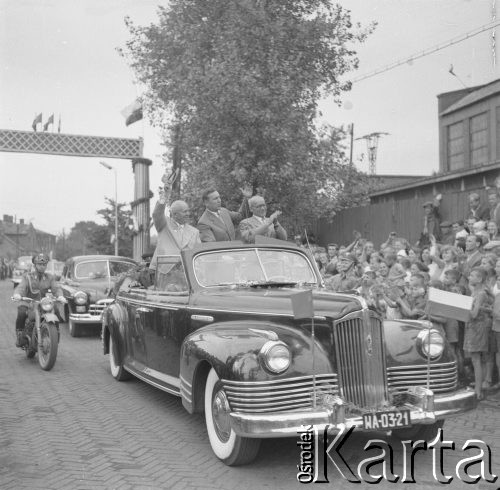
left=38, top=322, right=59, bottom=371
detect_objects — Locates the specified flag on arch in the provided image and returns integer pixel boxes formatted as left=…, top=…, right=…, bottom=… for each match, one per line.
left=43, top=114, right=54, bottom=132
left=121, top=99, right=143, bottom=126
left=32, top=113, right=42, bottom=132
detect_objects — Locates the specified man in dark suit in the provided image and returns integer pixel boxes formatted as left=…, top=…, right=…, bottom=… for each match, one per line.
left=239, top=196, right=287, bottom=243
left=197, top=187, right=252, bottom=242
left=468, top=192, right=490, bottom=221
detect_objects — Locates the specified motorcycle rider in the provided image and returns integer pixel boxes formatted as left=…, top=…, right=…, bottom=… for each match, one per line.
left=12, top=253, right=66, bottom=347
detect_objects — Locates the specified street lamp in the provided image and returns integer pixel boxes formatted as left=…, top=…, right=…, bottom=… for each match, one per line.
left=99, top=161, right=118, bottom=256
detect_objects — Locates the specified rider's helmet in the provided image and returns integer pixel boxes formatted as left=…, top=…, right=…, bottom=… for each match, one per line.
left=32, top=253, right=49, bottom=265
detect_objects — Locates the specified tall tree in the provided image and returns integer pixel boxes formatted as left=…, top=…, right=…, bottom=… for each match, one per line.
left=96, top=198, right=134, bottom=257
left=55, top=199, right=135, bottom=260
left=123, top=0, right=373, bottom=225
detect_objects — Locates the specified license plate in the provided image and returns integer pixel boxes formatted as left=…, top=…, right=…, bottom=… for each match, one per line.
left=76, top=306, right=87, bottom=313
left=362, top=410, right=411, bottom=430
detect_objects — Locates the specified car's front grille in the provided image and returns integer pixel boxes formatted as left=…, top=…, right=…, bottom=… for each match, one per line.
left=333, top=314, right=387, bottom=411
left=387, top=361, right=458, bottom=394
left=89, top=299, right=113, bottom=316
left=223, top=374, right=339, bottom=413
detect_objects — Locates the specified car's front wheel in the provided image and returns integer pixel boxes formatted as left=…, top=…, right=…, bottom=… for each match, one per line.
left=109, top=334, right=131, bottom=381
left=204, top=368, right=260, bottom=466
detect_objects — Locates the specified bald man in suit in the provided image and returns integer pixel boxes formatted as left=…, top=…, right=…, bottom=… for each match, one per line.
left=150, top=189, right=200, bottom=288
left=239, top=195, right=287, bottom=243
left=197, top=186, right=252, bottom=242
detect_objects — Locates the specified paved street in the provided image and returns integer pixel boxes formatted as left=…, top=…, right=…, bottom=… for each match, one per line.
left=0, top=280, right=499, bottom=490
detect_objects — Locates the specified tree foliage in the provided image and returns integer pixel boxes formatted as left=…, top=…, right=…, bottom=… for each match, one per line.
left=123, top=0, right=373, bottom=227
left=55, top=199, right=134, bottom=260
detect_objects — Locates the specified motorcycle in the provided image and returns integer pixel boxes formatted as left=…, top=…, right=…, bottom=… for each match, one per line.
left=12, top=295, right=63, bottom=371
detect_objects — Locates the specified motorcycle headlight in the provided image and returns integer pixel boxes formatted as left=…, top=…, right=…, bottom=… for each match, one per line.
left=74, top=291, right=88, bottom=305
left=417, top=329, right=445, bottom=360
left=41, top=297, right=54, bottom=312
left=259, top=341, right=291, bottom=374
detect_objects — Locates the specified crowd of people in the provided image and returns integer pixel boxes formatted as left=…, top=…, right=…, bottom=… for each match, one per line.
left=307, top=191, right=500, bottom=401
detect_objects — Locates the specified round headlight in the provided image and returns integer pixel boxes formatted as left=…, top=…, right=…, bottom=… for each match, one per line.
left=417, top=329, right=444, bottom=360
left=40, top=297, right=54, bottom=312
left=74, top=291, right=88, bottom=305
left=260, top=341, right=291, bottom=374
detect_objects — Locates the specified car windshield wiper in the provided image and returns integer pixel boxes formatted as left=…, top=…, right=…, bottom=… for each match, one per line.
left=249, top=281, right=297, bottom=288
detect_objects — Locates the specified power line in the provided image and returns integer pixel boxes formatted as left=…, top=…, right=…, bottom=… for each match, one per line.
left=351, top=20, right=500, bottom=83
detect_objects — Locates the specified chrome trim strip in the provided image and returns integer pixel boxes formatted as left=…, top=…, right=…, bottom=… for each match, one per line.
left=190, top=314, right=214, bottom=322
left=179, top=375, right=192, bottom=388
left=187, top=307, right=326, bottom=319
left=142, top=367, right=181, bottom=388
left=222, top=373, right=337, bottom=386
left=387, top=361, right=457, bottom=371
left=124, top=367, right=181, bottom=397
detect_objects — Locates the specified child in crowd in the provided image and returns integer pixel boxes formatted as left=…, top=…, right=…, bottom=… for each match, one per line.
left=464, top=267, right=493, bottom=400
left=397, top=273, right=427, bottom=319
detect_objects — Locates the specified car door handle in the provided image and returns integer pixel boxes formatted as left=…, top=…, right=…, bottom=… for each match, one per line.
left=137, top=307, right=153, bottom=313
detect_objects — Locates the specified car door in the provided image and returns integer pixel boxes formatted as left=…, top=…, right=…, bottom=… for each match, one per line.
left=142, top=256, right=190, bottom=390
left=116, top=278, right=149, bottom=369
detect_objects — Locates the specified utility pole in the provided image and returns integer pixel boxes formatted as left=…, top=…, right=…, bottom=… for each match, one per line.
left=355, top=132, right=389, bottom=175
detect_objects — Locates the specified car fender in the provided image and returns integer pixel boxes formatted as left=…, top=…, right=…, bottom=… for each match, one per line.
left=102, top=302, right=128, bottom=364
left=179, top=319, right=334, bottom=413
left=42, top=313, right=59, bottom=324
left=383, top=319, right=455, bottom=367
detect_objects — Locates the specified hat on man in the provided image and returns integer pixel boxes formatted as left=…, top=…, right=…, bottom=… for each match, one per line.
left=422, top=201, right=434, bottom=208
left=440, top=221, right=452, bottom=228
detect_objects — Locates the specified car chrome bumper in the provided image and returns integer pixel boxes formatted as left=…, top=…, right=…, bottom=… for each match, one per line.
left=229, top=387, right=477, bottom=439
left=69, top=313, right=103, bottom=324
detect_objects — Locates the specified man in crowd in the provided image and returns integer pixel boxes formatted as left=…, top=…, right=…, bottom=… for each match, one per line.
left=462, top=234, right=483, bottom=278
left=239, top=195, right=287, bottom=243
left=488, top=189, right=500, bottom=228
left=419, top=195, right=442, bottom=245
left=197, top=185, right=252, bottom=242
left=468, top=192, right=490, bottom=221
left=324, top=253, right=360, bottom=292
left=439, top=221, right=455, bottom=245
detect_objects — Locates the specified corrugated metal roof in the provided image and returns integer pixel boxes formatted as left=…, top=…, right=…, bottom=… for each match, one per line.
left=440, top=78, right=500, bottom=116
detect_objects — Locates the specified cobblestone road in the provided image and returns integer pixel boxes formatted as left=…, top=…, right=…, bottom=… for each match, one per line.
left=0, top=280, right=499, bottom=489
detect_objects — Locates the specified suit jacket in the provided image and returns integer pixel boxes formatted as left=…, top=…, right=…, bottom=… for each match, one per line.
left=151, top=202, right=200, bottom=271
left=469, top=203, right=490, bottom=221
left=239, top=215, right=287, bottom=243
left=198, top=207, right=243, bottom=242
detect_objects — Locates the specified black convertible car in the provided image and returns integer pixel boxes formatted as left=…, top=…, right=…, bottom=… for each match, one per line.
left=102, top=238, right=476, bottom=466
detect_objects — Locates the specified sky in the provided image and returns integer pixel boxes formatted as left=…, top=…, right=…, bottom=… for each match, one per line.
left=1, top=0, right=500, bottom=236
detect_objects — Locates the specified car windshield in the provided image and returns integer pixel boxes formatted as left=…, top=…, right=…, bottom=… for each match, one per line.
left=193, top=249, right=317, bottom=287
left=75, top=260, right=135, bottom=280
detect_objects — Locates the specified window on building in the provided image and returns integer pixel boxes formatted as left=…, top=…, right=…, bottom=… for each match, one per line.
left=470, top=112, right=488, bottom=166
left=447, top=121, right=464, bottom=170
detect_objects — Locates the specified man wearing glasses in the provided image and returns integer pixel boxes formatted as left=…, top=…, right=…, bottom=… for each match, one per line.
left=239, top=195, right=287, bottom=244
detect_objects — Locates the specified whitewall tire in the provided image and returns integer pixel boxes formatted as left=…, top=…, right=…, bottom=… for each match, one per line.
left=204, top=368, right=260, bottom=466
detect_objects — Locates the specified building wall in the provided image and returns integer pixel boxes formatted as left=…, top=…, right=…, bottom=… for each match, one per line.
left=439, top=93, right=500, bottom=172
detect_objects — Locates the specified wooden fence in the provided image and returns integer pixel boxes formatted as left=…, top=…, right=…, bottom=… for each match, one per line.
left=316, top=190, right=482, bottom=248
